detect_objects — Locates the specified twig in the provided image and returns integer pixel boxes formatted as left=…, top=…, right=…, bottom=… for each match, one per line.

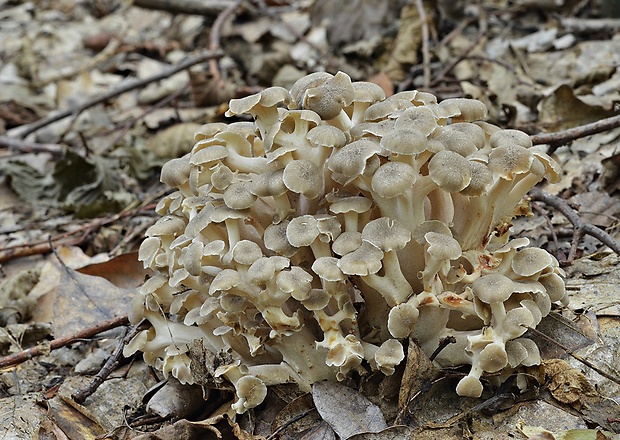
left=528, top=187, right=620, bottom=263
left=209, top=0, right=244, bottom=82
left=530, top=201, right=561, bottom=253
left=531, top=114, right=620, bottom=153
left=133, top=0, right=235, bottom=16
left=0, top=315, right=129, bottom=369
left=11, top=49, right=223, bottom=139
left=0, top=135, right=64, bottom=156
left=525, top=325, right=620, bottom=387
left=414, top=0, right=431, bottom=89
left=72, top=323, right=143, bottom=404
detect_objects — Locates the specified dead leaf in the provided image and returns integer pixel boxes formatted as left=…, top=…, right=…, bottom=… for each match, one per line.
left=301, top=421, right=336, bottom=440
left=272, top=393, right=322, bottom=439
left=398, top=338, right=439, bottom=410
left=347, top=425, right=415, bottom=439
left=312, top=381, right=388, bottom=439
left=78, top=251, right=149, bottom=290
left=53, top=266, right=133, bottom=338
left=46, top=397, right=106, bottom=439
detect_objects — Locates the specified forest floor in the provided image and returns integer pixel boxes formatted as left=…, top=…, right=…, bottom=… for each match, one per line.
left=1, top=0, right=620, bottom=439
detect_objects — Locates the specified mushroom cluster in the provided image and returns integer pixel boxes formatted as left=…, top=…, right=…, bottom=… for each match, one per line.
left=125, top=71, right=566, bottom=412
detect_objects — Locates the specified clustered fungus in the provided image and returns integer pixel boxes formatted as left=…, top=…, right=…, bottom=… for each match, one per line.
left=125, top=71, right=566, bottom=412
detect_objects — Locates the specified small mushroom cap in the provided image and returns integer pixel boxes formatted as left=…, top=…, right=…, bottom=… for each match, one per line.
left=387, top=303, right=419, bottom=338
left=194, top=122, right=227, bottom=141
left=539, top=273, right=565, bottom=303
left=329, top=196, right=373, bottom=215
left=364, top=97, right=412, bottom=121
left=146, top=215, right=187, bottom=237
left=312, top=256, right=346, bottom=282
left=286, top=215, right=319, bottom=248
left=307, top=125, right=347, bottom=149
left=374, top=339, right=405, bottom=375
left=351, top=81, right=386, bottom=103
left=290, top=72, right=333, bottom=108
left=302, top=288, right=331, bottom=310
left=499, top=307, right=534, bottom=339
left=428, top=150, right=472, bottom=192
left=448, top=122, right=487, bottom=150
left=251, top=169, right=287, bottom=197
left=460, top=160, right=493, bottom=197
left=296, top=71, right=355, bottom=120
left=512, top=247, right=553, bottom=277
left=478, top=342, right=508, bottom=373
left=489, top=129, right=532, bottom=149
left=361, top=218, right=411, bottom=252
left=332, top=231, right=363, bottom=256
left=337, top=241, right=383, bottom=276
left=488, top=145, right=533, bottom=180
left=264, top=221, right=298, bottom=257
left=412, top=220, right=452, bottom=244
left=380, top=128, right=428, bottom=156
left=223, top=181, right=257, bottom=209
left=472, top=273, right=514, bottom=304
left=456, top=375, right=484, bottom=398
left=371, top=162, right=417, bottom=198
left=231, top=240, right=263, bottom=266
left=425, top=232, right=462, bottom=260
left=161, top=154, right=192, bottom=187
left=434, top=127, right=478, bottom=157
left=232, top=375, right=268, bottom=413
left=513, top=337, right=541, bottom=366
left=438, top=98, right=488, bottom=122
left=327, top=139, right=382, bottom=179
left=283, top=159, right=323, bottom=199
left=277, top=266, right=313, bottom=301
left=190, top=144, right=228, bottom=166
left=394, top=106, right=437, bottom=136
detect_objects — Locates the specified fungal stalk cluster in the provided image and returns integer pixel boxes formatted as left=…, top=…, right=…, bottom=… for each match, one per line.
left=125, top=71, right=566, bottom=412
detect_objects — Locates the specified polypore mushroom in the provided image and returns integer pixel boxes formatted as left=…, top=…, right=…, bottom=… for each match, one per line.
left=131, top=72, right=566, bottom=412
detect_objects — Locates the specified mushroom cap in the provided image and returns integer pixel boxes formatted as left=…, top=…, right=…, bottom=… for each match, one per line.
left=332, top=231, right=363, bottom=256
left=251, top=169, right=287, bottom=197
left=380, top=128, right=428, bottom=156
left=489, top=129, right=532, bottom=149
left=365, top=98, right=412, bottom=122
left=371, top=161, right=417, bottom=198
left=295, top=71, right=355, bottom=120
left=394, top=106, right=437, bottom=136
left=286, top=215, right=319, bottom=248
left=387, top=303, right=419, bottom=338
left=264, top=221, right=298, bottom=257
left=374, top=339, right=405, bottom=375
left=312, top=256, right=346, bottom=282
left=424, top=232, right=462, bottom=260
left=438, top=98, right=488, bottom=122
left=448, top=122, right=487, bottom=150
left=161, top=154, right=192, bottom=187
left=434, top=127, right=478, bottom=157
left=302, top=288, right=332, bottom=310
left=351, top=81, right=386, bottom=103
left=223, top=181, right=257, bottom=210
left=456, top=375, right=483, bottom=398
left=499, top=307, right=534, bottom=339
left=361, top=218, right=411, bottom=252
left=307, top=125, right=347, bottom=149
left=190, top=144, right=228, bottom=166
left=488, top=144, right=533, bottom=180
left=327, top=139, right=382, bottom=179
left=211, top=164, right=235, bottom=190
left=337, top=241, right=383, bottom=276
left=283, top=159, right=323, bottom=199
left=329, top=196, right=373, bottom=215
left=232, top=375, right=268, bottom=412
left=512, top=247, right=553, bottom=277
left=277, top=266, right=313, bottom=301
left=232, top=240, right=263, bottom=266
left=194, top=122, right=227, bottom=141
left=460, top=160, right=493, bottom=197
left=472, top=273, right=514, bottom=304
left=539, top=273, right=565, bottom=303
left=428, top=150, right=472, bottom=193
left=478, top=342, right=508, bottom=373
left=290, top=72, right=333, bottom=108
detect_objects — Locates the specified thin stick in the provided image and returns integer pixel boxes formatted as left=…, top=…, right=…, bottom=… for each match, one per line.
left=430, top=33, right=485, bottom=87
left=531, top=114, right=620, bottom=151
left=0, top=315, right=129, bottom=369
left=0, top=135, right=64, bottom=156
left=525, top=325, right=620, bottom=386
left=12, top=49, right=223, bottom=139
left=414, top=0, right=431, bottom=89
left=209, top=0, right=244, bottom=81
left=528, top=187, right=620, bottom=263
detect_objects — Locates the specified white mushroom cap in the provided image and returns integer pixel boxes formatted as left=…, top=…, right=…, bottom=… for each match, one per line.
left=371, top=162, right=417, bottom=198
left=511, top=247, right=553, bottom=277
left=231, top=375, right=268, bottom=413
left=472, top=273, right=514, bottom=304
left=387, top=303, right=419, bottom=338
left=456, top=375, right=484, bottom=398
left=374, top=339, right=405, bottom=375
left=428, top=150, right=472, bottom=192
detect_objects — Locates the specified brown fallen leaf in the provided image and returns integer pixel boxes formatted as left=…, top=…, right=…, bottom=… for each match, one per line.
left=312, top=381, right=388, bottom=439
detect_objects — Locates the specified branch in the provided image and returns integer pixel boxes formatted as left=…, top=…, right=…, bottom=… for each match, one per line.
left=0, top=135, right=64, bottom=156
left=10, top=49, right=223, bottom=139
left=133, top=0, right=236, bottom=16
left=530, top=114, right=620, bottom=151
left=0, top=315, right=129, bottom=369
left=528, top=187, right=620, bottom=263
